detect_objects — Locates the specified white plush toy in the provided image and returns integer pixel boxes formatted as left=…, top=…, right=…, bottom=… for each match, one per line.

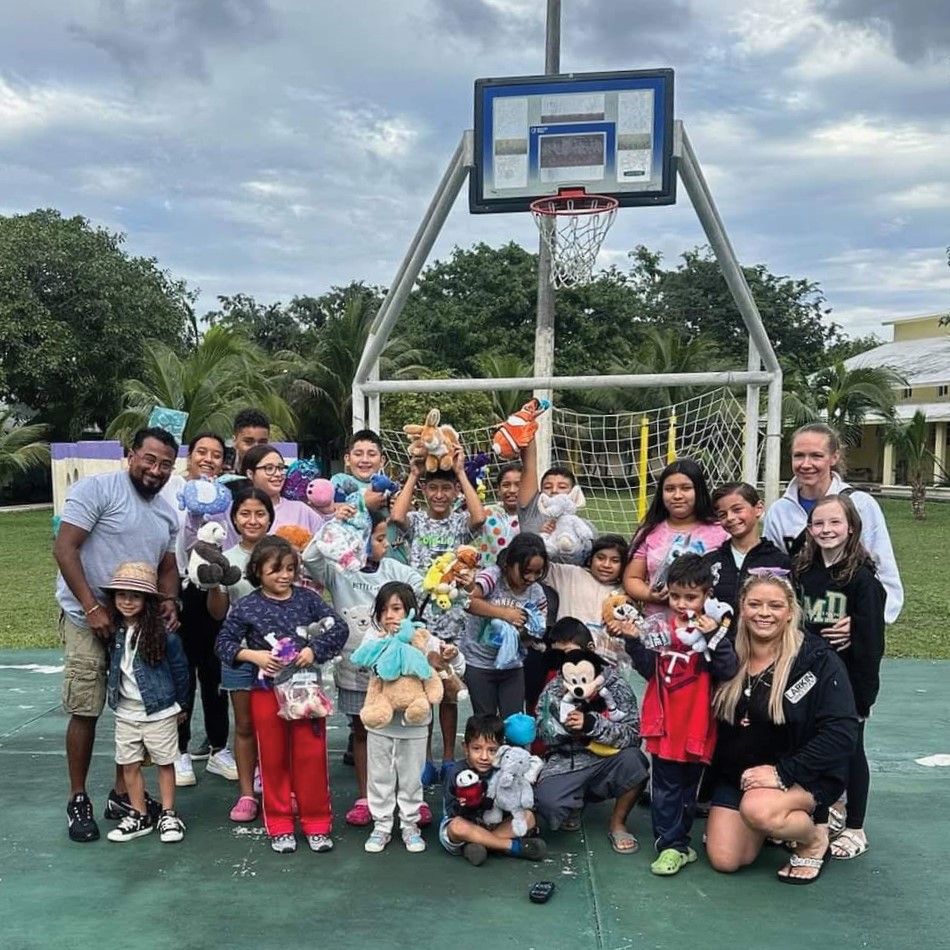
left=537, top=486, right=595, bottom=564
left=188, top=522, right=242, bottom=590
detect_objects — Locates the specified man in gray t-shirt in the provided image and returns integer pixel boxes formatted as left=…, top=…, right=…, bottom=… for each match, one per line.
left=54, top=427, right=180, bottom=843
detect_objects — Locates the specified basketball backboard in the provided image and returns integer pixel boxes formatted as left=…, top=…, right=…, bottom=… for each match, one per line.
left=470, top=68, right=675, bottom=214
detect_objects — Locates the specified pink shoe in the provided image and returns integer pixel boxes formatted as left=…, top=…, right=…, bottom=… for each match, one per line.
left=345, top=798, right=372, bottom=826
left=419, top=802, right=433, bottom=827
left=229, top=795, right=259, bottom=822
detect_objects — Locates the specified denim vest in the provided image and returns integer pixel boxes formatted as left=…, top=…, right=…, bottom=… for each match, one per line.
left=107, top=626, right=190, bottom=716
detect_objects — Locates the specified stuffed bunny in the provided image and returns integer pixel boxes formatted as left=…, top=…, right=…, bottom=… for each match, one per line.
left=537, top=487, right=595, bottom=564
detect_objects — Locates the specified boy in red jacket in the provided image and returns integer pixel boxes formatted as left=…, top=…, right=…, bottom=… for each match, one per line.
left=625, top=554, right=737, bottom=875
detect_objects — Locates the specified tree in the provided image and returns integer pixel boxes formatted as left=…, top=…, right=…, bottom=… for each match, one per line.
left=282, top=286, right=424, bottom=460
left=0, top=410, right=50, bottom=491
left=473, top=353, right=534, bottom=421
left=0, top=209, right=194, bottom=438
left=883, top=411, right=946, bottom=520
left=202, top=294, right=309, bottom=354
left=807, top=362, right=905, bottom=446
left=627, top=246, right=843, bottom=375
left=105, top=326, right=296, bottom=444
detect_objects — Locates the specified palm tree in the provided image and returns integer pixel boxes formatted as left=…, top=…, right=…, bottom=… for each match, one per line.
left=281, top=290, right=425, bottom=458
left=807, top=361, right=905, bottom=446
left=106, top=326, right=296, bottom=444
left=474, top=352, right=533, bottom=421
left=0, top=410, right=50, bottom=490
left=883, top=410, right=946, bottom=520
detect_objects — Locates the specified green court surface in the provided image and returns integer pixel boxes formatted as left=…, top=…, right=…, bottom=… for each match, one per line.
left=1, top=651, right=948, bottom=950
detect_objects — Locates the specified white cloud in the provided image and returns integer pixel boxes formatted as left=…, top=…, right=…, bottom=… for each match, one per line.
left=241, top=180, right=308, bottom=200
left=891, top=183, right=950, bottom=210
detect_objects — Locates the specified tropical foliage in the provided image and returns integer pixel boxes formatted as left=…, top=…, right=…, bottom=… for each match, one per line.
left=884, top=411, right=947, bottom=520
left=0, top=411, right=50, bottom=490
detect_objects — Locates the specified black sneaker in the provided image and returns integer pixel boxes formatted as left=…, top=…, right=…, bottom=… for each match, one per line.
left=462, top=843, right=488, bottom=866
left=157, top=810, right=186, bottom=843
left=512, top=836, right=547, bottom=861
left=107, top=809, right=153, bottom=842
left=104, top=789, right=162, bottom=825
left=67, top=792, right=100, bottom=843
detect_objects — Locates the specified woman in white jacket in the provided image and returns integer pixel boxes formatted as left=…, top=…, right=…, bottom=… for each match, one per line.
left=762, top=423, right=903, bottom=625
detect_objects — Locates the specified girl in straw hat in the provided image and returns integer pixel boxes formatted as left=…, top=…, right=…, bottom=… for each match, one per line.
left=103, top=562, right=190, bottom=843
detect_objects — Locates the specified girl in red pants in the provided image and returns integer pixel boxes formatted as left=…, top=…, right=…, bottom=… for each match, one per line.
left=216, top=536, right=347, bottom=854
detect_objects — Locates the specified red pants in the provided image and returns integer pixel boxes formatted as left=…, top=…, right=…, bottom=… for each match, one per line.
left=250, top=688, right=332, bottom=836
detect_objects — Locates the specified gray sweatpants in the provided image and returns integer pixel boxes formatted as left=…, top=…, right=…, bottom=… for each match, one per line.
left=366, top=731, right=427, bottom=834
left=534, top=747, right=650, bottom=830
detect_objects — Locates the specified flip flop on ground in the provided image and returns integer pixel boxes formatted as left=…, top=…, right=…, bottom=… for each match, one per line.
left=607, top=829, right=639, bottom=854
left=561, top=808, right=582, bottom=832
left=776, top=846, right=832, bottom=885
left=831, top=829, right=868, bottom=860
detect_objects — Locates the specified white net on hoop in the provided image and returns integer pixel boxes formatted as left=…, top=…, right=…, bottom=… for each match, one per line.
left=378, top=388, right=764, bottom=538
left=531, top=194, right=618, bottom=288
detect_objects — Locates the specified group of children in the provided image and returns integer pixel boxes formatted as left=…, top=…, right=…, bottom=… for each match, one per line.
left=100, top=421, right=885, bottom=877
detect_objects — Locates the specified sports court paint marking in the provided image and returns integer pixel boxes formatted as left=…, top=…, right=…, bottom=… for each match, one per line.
left=0, top=664, right=64, bottom=674
left=915, top=754, right=950, bottom=767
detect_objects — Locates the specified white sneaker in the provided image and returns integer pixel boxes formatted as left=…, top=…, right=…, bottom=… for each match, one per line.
left=307, top=834, right=334, bottom=853
left=174, top=754, right=197, bottom=787
left=206, top=748, right=238, bottom=781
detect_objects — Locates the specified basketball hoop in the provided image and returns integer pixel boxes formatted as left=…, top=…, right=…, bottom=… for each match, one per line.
left=530, top=188, right=619, bottom=288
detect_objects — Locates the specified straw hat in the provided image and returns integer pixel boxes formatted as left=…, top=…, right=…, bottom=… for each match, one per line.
left=102, top=562, right=159, bottom=595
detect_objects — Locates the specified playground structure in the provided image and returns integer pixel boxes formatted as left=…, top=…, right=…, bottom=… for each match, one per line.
left=353, top=1, right=783, bottom=507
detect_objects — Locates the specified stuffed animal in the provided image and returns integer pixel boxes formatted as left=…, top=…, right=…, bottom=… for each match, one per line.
left=312, top=484, right=371, bottom=572
left=369, top=473, right=400, bottom=497
left=601, top=592, right=642, bottom=629
left=305, top=478, right=336, bottom=514
left=504, top=712, right=537, bottom=748
left=188, top=522, right=243, bottom=590
left=704, top=597, right=734, bottom=643
left=537, top=487, right=595, bottom=564
left=673, top=610, right=709, bottom=659
left=422, top=545, right=480, bottom=612
left=282, top=458, right=321, bottom=502
left=350, top=613, right=443, bottom=729
left=426, top=647, right=469, bottom=703
left=178, top=476, right=232, bottom=517
left=487, top=602, right=545, bottom=670
left=451, top=768, right=489, bottom=820
left=557, top=650, right=623, bottom=756
left=274, top=524, right=312, bottom=552
left=403, top=408, right=461, bottom=473
left=651, top=532, right=693, bottom=591
left=268, top=629, right=335, bottom=719
left=482, top=745, right=537, bottom=836
left=491, top=398, right=551, bottom=460
left=258, top=635, right=300, bottom=685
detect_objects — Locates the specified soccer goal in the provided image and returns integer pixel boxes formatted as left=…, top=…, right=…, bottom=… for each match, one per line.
left=377, top=388, right=761, bottom=538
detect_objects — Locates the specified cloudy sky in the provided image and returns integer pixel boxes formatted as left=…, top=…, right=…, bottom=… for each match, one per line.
left=2, top=0, right=949, bottom=339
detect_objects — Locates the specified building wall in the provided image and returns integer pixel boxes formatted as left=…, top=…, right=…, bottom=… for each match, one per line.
left=891, top=315, right=944, bottom=343
left=897, top=384, right=950, bottom=405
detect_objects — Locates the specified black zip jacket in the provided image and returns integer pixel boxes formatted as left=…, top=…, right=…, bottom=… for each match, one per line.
left=797, top=558, right=885, bottom=716
left=703, top=538, right=794, bottom=618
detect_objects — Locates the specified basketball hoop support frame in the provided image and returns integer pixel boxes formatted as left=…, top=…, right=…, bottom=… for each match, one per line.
left=352, top=120, right=783, bottom=503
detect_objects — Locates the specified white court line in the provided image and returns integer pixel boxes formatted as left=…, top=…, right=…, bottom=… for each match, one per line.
left=916, top=754, right=950, bottom=767
left=0, top=664, right=64, bottom=674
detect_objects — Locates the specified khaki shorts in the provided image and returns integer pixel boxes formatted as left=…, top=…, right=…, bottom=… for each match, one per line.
left=114, top=715, right=180, bottom=766
left=61, top=613, right=109, bottom=718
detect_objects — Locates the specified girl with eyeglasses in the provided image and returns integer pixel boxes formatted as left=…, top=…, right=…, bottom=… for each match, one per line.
left=240, top=444, right=323, bottom=536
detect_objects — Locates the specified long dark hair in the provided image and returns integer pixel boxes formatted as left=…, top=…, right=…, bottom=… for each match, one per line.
left=795, top=493, right=873, bottom=586
left=107, top=591, right=167, bottom=666
left=498, top=531, right=549, bottom=585
left=228, top=486, right=275, bottom=534
left=240, top=443, right=282, bottom=480
left=246, top=536, right=298, bottom=588
left=629, top=459, right=717, bottom=555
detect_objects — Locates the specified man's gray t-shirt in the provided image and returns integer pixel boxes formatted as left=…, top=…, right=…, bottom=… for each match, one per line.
left=56, top=471, right=179, bottom=627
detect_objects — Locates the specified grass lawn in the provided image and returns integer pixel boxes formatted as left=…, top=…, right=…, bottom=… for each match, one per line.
left=2, top=498, right=948, bottom=656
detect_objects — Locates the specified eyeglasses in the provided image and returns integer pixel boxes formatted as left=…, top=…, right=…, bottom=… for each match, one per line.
left=134, top=452, right=175, bottom=473
left=255, top=463, right=287, bottom=476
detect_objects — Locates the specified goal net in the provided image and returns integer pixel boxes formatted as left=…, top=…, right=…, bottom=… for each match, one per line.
left=378, top=387, right=761, bottom=538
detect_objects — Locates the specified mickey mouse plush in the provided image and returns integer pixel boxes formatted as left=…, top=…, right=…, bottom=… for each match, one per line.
left=558, top=650, right=622, bottom=756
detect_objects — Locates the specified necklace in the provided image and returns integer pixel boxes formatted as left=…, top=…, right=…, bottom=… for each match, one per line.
left=739, top=664, right=774, bottom=727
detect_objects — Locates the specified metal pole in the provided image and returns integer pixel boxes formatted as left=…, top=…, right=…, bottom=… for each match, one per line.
left=533, top=0, right=561, bottom=476
left=744, top=338, right=761, bottom=486
left=765, top=372, right=783, bottom=505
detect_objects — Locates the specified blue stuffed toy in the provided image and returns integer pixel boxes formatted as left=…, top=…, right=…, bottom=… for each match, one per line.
left=488, top=602, right=545, bottom=670
left=178, top=476, right=232, bottom=517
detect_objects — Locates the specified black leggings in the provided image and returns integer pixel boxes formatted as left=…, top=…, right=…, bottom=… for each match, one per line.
left=177, top=583, right=229, bottom=752
left=464, top=666, right=525, bottom=719
left=845, top=721, right=869, bottom=829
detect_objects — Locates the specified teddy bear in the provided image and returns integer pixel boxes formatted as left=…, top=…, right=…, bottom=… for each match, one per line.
left=350, top=614, right=443, bottom=729
left=178, top=476, right=232, bottom=517
left=426, top=646, right=469, bottom=703
left=403, top=408, right=461, bottom=473
left=188, top=522, right=243, bottom=590
left=601, top=592, right=641, bottom=629
left=537, top=487, right=595, bottom=564
left=482, top=745, right=538, bottom=837
left=422, top=545, right=480, bottom=612
left=557, top=650, right=623, bottom=757
left=491, top=397, right=551, bottom=460
left=451, top=768, right=490, bottom=820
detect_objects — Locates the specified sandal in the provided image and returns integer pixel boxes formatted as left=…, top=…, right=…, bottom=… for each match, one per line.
left=777, top=846, right=831, bottom=885
left=650, top=847, right=697, bottom=876
left=831, top=829, right=868, bottom=860
left=561, top=808, right=583, bottom=832
left=828, top=805, right=846, bottom=839
left=607, top=829, right=639, bottom=854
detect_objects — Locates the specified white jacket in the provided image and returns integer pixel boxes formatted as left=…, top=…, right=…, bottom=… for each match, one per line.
left=762, top=473, right=904, bottom=623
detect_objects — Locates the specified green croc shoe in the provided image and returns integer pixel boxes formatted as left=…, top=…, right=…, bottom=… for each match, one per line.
left=650, top=847, right=698, bottom=876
